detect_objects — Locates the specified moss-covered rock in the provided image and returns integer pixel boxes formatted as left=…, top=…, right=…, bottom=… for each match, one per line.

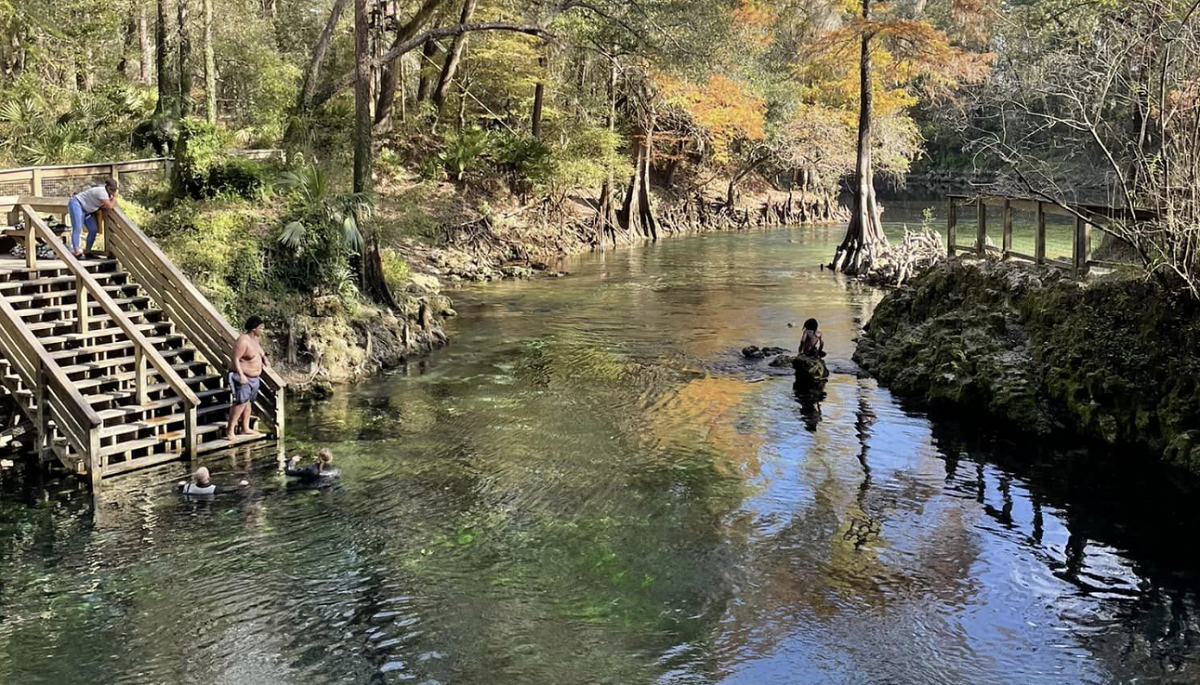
left=856, top=259, right=1200, bottom=472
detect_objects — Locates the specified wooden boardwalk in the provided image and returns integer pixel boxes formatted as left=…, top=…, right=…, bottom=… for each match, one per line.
left=0, top=195, right=285, bottom=487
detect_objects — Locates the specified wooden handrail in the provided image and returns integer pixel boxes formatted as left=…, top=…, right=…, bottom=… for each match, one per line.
left=106, top=207, right=286, bottom=436
left=0, top=297, right=101, bottom=428
left=0, top=289, right=100, bottom=467
left=20, top=208, right=203, bottom=417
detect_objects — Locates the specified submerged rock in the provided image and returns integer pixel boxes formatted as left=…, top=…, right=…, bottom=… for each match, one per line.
left=742, top=345, right=790, bottom=359
left=793, top=355, right=829, bottom=388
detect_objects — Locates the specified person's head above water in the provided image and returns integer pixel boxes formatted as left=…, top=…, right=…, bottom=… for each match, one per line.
left=804, top=318, right=819, bottom=331
left=318, top=448, right=333, bottom=464
left=193, top=466, right=211, bottom=485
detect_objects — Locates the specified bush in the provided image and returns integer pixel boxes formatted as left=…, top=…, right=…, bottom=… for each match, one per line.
left=380, top=248, right=411, bottom=292
left=438, top=127, right=492, bottom=182
left=493, top=133, right=554, bottom=196
left=207, top=158, right=273, bottom=200
left=171, top=118, right=228, bottom=198
left=143, top=201, right=270, bottom=324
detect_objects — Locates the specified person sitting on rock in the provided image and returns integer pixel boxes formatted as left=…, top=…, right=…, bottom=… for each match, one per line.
left=284, top=448, right=339, bottom=483
left=799, top=318, right=826, bottom=358
left=177, top=466, right=249, bottom=496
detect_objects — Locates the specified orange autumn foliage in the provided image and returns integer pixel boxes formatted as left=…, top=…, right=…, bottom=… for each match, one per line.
left=658, top=74, right=767, bottom=163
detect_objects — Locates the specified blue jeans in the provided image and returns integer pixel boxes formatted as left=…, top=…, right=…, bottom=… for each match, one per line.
left=67, top=197, right=99, bottom=252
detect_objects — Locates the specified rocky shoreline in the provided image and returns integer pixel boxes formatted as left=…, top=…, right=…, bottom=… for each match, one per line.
left=855, top=259, right=1200, bottom=473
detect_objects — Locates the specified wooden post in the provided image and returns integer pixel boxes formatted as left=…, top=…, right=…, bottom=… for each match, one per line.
left=96, top=209, right=105, bottom=248
left=184, top=406, right=198, bottom=459
left=110, top=164, right=120, bottom=185
left=947, top=198, right=958, bottom=256
left=274, top=391, right=285, bottom=439
left=23, top=209, right=36, bottom=269
left=1001, top=198, right=1013, bottom=257
left=976, top=197, right=987, bottom=254
left=76, top=275, right=89, bottom=334
left=30, top=168, right=43, bottom=196
left=34, top=362, right=48, bottom=462
left=88, top=427, right=102, bottom=490
left=1074, top=215, right=1092, bottom=276
left=1035, top=201, right=1046, bottom=264
left=135, top=346, right=148, bottom=405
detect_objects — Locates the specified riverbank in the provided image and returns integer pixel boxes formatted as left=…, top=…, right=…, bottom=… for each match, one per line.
left=854, top=258, right=1200, bottom=473
left=133, top=172, right=846, bottom=392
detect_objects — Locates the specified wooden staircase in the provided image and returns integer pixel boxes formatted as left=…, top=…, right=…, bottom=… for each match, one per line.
left=0, top=197, right=285, bottom=487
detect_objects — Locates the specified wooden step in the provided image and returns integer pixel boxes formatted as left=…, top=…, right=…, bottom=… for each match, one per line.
left=0, top=259, right=118, bottom=275
left=14, top=297, right=150, bottom=319
left=97, top=396, right=186, bottom=420
left=27, top=310, right=160, bottom=334
left=99, top=436, right=164, bottom=458
left=101, top=450, right=184, bottom=477
left=99, top=413, right=187, bottom=439
left=86, top=381, right=225, bottom=407
left=40, top=321, right=173, bottom=347
left=49, top=335, right=188, bottom=360
left=72, top=362, right=209, bottom=391
left=61, top=355, right=203, bottom=377
left=5, top=283, right=139, bottom=306
left=0, top=272, right=126, bottom=292
left=198, top=431, right=269, bottom=455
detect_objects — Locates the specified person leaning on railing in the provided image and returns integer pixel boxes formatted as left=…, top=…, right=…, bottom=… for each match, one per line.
left=67, top=178, right=118, bottom=258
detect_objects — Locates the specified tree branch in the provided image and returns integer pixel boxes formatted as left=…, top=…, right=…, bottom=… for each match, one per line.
left=312, top=22, right=556, bottom=108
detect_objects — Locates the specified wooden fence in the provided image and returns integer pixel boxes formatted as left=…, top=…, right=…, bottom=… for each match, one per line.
left=946, top=194, right=1150, bottom=276
left=0, top=149, right=282, bottom=198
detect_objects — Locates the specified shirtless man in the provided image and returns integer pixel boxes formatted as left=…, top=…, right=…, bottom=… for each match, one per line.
left=227, top=315, right=269, bottom=441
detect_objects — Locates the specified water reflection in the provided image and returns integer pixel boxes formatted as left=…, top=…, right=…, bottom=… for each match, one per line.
left=0, top=223, right=1197, bottom=685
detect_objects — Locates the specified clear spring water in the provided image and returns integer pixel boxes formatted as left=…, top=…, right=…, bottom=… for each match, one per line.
left=0, top=211, right=1197, bottom=685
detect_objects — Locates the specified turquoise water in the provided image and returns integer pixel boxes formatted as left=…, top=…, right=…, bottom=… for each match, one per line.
left=0, top=222, right=1196, bottom=684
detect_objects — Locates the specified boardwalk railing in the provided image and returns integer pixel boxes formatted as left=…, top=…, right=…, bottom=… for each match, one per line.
left=946, top=194, right=1152, bottom=276
left=0, top=149, right=282, bottom=197
left=106, top=207, right=286, bottom=437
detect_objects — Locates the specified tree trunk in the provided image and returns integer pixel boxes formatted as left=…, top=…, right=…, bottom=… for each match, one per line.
left=353, top=0, right=373, bottom=195
left=119, top=8, right=137, bottom=78
left=203, top=0, right=216, bottom=124
left=415, top=39, right=438, bottom=102
left=296, top=0, right=348, bottom=112
left=431, top=0, right=477, bottom=116
left=177, top=0, right=192, bottom=118
left=531, top=53, right=546, bottom=138
left=155, top=0, right=174, bottom=116
left=139, top=4, right=153, bottom=83
left=375, top=0, right=447, bottom=134
left=831, top=0, right=886, bottom=275
left=594, top=53, right=619, bottom=247
left=621, top=123, right=659, bottom=241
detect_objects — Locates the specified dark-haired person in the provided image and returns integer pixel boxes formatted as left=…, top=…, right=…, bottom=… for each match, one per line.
left=67, top=178, right=118, bottom=258
left=226, top=315, right=269, bottom=442
left=799, top=318, right=825, bottom=358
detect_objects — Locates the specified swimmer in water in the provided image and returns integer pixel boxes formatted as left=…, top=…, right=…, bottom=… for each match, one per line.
left=285, top=448, right=338, bottom=482
left=177, top=466, right=249, bottom=496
